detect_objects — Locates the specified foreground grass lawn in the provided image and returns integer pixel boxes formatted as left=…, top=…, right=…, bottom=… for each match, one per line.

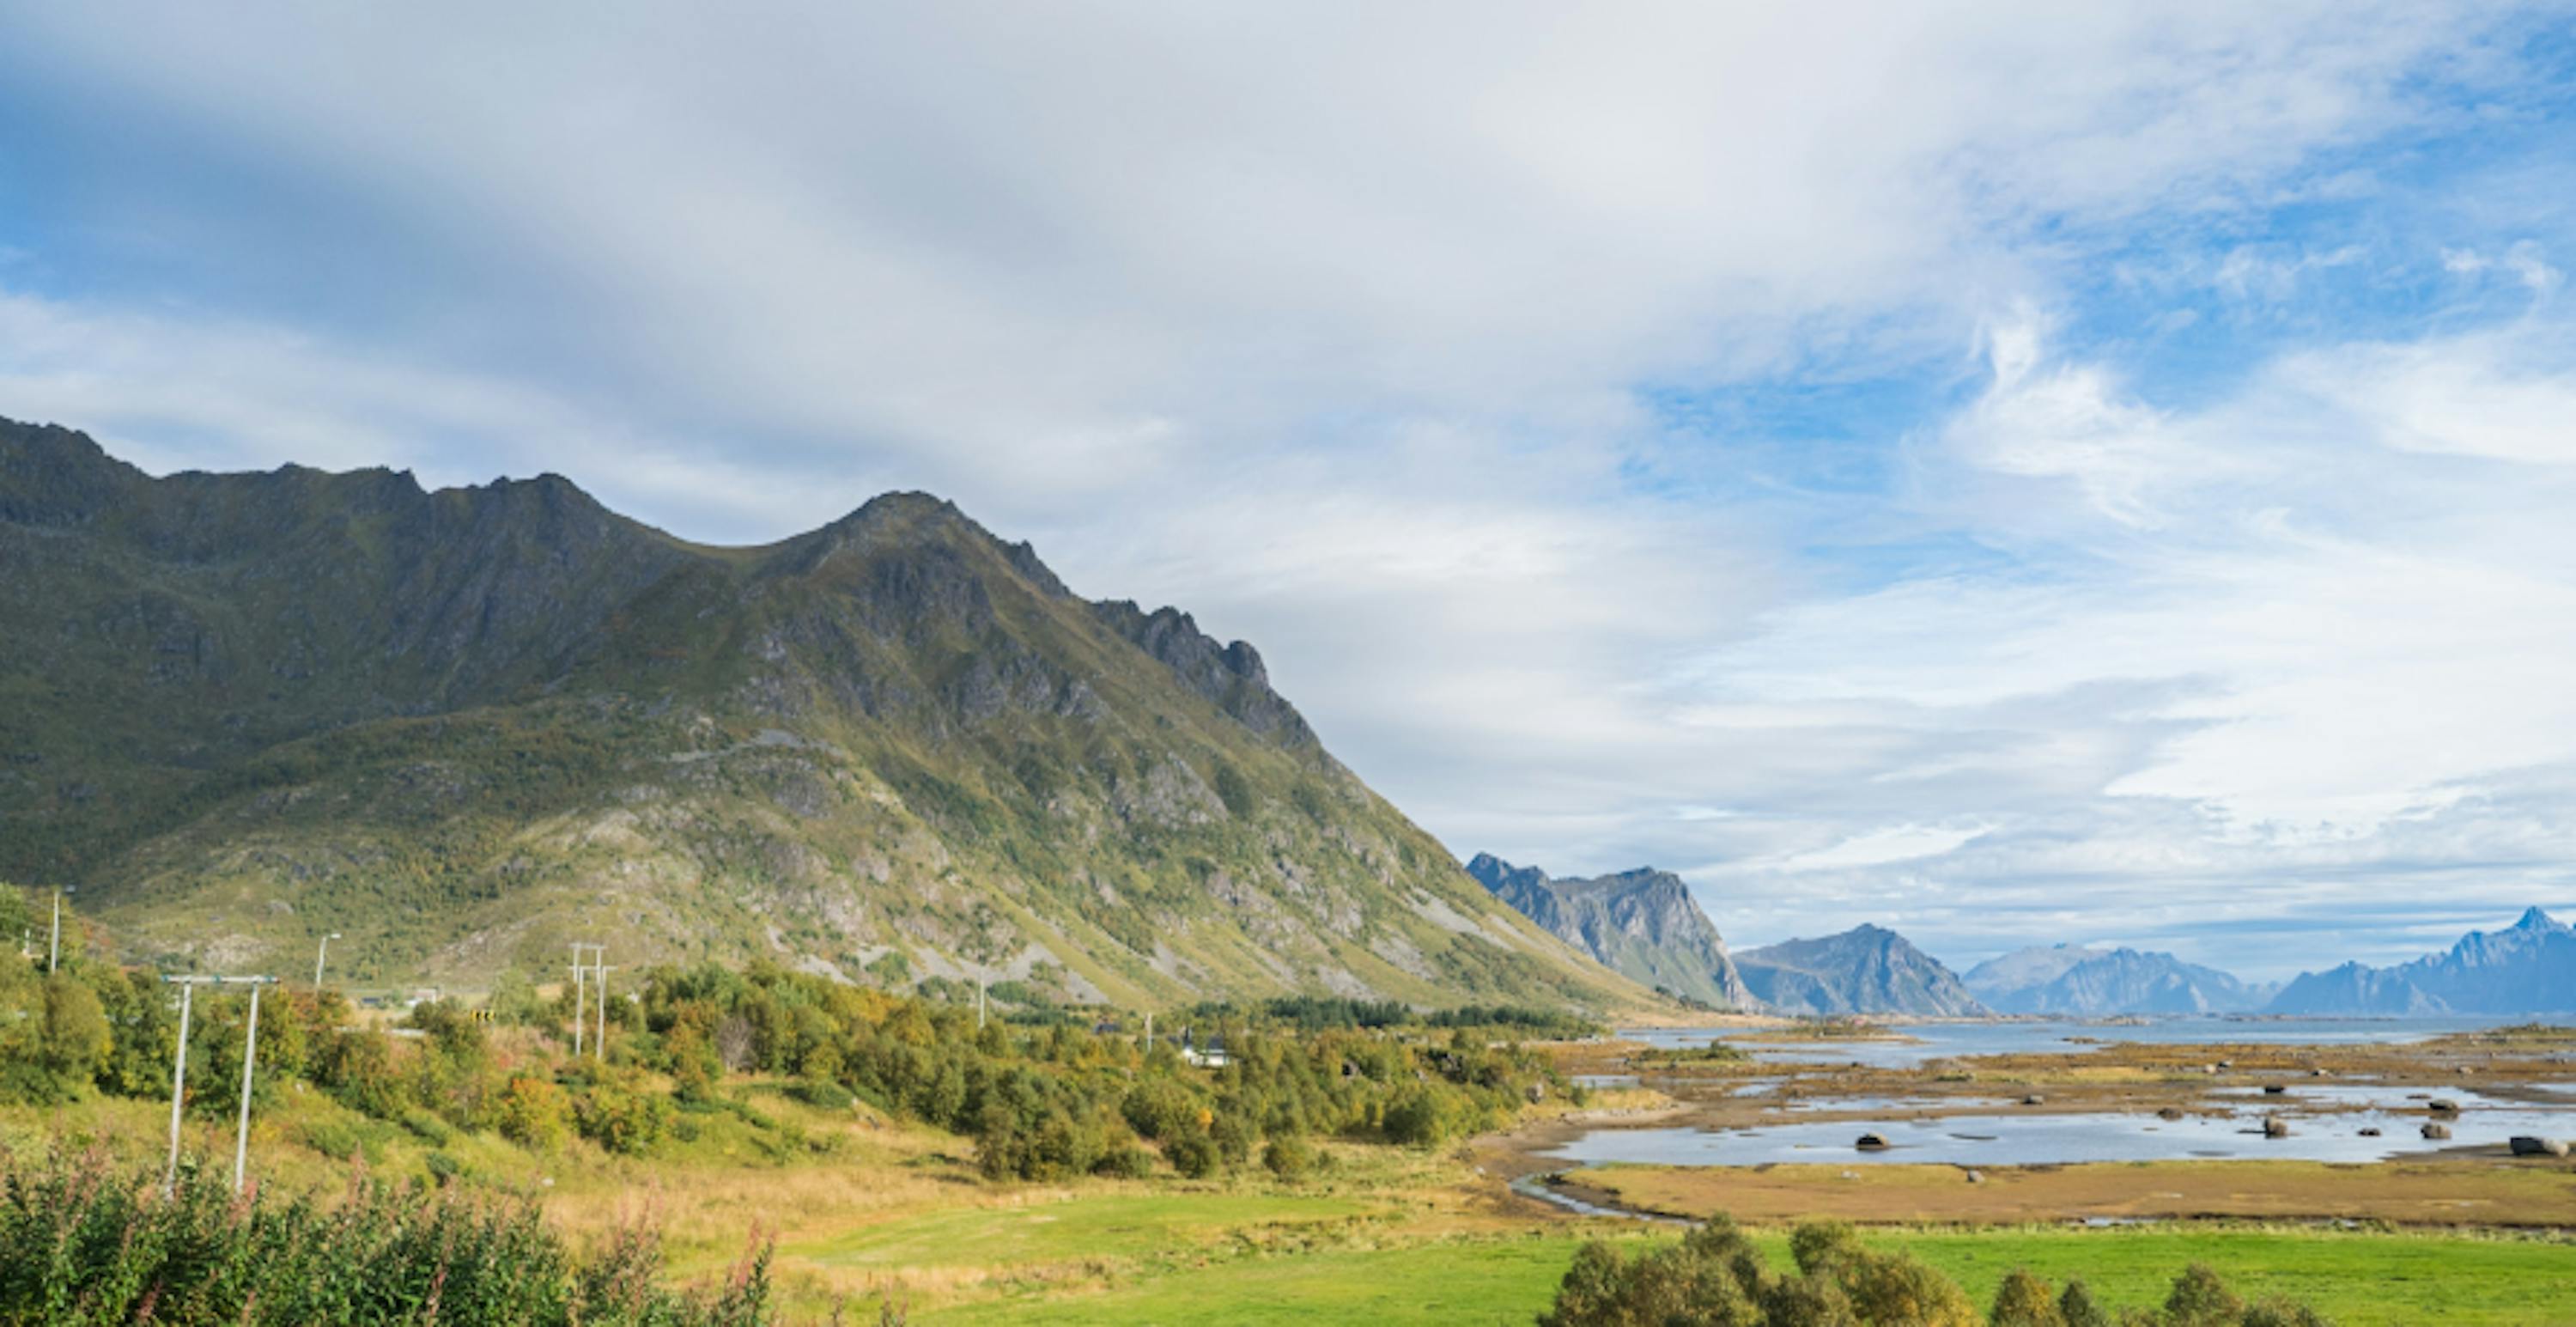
left=920, top=1224, right=2576, bottom=1325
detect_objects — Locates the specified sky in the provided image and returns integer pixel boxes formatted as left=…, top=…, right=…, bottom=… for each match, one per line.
left=3, top=3, right=2573, bottom=979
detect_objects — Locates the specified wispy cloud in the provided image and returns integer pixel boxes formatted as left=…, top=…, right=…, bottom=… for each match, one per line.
left=0, top=3, right=2571, bottom=976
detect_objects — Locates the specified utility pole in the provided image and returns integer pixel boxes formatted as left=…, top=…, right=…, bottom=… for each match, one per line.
left=161, top=975, right=275, bottom=1196
left=164, top=979, right=196, bottom=1196
left=313, top=933, right=342, bottom=988
left=1144, top=1010, right=1153, bottom=1050
left=569, top=943, right=591, bottom=1056
left=49, top=886, right=70, bottom=973
left=233, top=980, right=266, bottom=1194
left=593, top=962, right=612, bottom=1062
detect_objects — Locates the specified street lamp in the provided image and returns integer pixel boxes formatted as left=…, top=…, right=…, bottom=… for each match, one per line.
left=313, top=933, right=343, bottom=987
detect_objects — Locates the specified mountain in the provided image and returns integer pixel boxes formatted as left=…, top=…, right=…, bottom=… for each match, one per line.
left=1965, top=944, right=2269, bottom=1015
left=0, top=418, right=1654, bottom=1011
left=1462, top=855, right=1753, bottom=1009
left=1732, top=924, right=1986, bottom=1017
left=2266, top=908, right=2576, bottom=1015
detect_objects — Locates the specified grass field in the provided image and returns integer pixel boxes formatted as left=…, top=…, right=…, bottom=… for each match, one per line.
left=14, top=1086, right=2576, bottom=1324
left=913, top=1223, right=2576, bottom=1325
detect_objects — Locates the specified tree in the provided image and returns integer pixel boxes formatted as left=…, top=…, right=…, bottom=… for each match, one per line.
left=497, top=1074, right=572, bottom=1150
left=39, top=973, right=112, bottom=1083
left=1990, top=1269, right=2068, bottom=1327
left=2163, top=1264, right=2246, bottom=1327
left=2058, top=1281, right=2113, bottom=1327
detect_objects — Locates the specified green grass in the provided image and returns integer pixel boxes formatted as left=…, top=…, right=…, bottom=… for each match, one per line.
left=916, top=1224, right=2576, bottom=1325
left=794, top=1190, right=1384, bottom=1271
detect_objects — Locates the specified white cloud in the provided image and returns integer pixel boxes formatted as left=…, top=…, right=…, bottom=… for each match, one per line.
left=0, top=3, right=2569, bottom=977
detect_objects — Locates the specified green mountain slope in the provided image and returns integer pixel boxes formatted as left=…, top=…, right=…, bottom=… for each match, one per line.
left=0, top=419, right=1652, bottom=1011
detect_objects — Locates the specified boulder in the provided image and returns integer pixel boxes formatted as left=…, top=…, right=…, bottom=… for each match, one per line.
left=2261, top=1084, right=2287, bottom=1095
left=2359, top=1127, right=2382, bottom=1137
left=2508, top=1136, right=2570, bottom=1158
left=2156, top=1107, right=2186, bottom=1121
left=1856, top=1133, right=1891, bottom=1151
left=2263, top=1116, right=2291, bottom=1138
left=2421, top=1122, right=2453, bottom=1140
left=2020, top=1094, right=2045, bottom=1106
left=2428, top=1099, right=2461, bottom=1114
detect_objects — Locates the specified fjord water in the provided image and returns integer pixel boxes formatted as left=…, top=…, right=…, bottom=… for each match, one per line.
left=1623, top=1015, right=2549, bottom=1068
left=1572, top=1018, right=2576, bottom=1166
left=1546, top=1093, right=2576, bottom=1167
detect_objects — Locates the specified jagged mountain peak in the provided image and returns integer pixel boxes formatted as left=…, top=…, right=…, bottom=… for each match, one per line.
left=1464, top=855, right=1751, bottom=1010
left=2269, top=908, right=2576, bottom=1015
left=0, top=419, right=1645, bottom=1011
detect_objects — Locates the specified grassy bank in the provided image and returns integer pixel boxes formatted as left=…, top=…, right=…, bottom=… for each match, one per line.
left=913, top=1223, right=2576, bottom=1325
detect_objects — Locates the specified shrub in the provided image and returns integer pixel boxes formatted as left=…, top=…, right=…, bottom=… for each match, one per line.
left=1261, top=1135, right=1316, bottom=1179
left=1162, top=1127, right=1221, bottom=1179
left=497, top=1074, right=572, bottom=1150
left=1536, top=1217, right=2316, bottom=1327
left=576, top=1075, right=674, bottom=1155
left=787, top=1078, right=856, bottom=1111
left=0, top=1147, right=771, bottom=1324
left=1990, top=1269, right=2067, bottom=1327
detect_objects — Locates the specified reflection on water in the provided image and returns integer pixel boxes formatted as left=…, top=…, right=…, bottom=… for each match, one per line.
left=1619, top=1016, right=2541, bottom=1068
left=1545, top=1099, right=2576, bottom=1167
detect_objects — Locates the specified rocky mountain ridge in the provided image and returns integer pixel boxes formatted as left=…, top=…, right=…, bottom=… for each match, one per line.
left=0, top=417, right=1652, bottom=1011
left=1733, top=924, right=1986, bottom=1017
left=1462, top=855, right=1753, bottom=1009
left=2266, top=908, right=2575, bottom=1015
left=1965, top=944, right=2270, bottom=1015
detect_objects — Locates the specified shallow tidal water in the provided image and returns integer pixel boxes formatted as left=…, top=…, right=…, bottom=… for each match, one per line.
left=1619, top=1015, right=2550, bottom=1068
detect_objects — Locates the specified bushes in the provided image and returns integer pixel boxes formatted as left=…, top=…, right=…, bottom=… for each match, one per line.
left=575, top=1072, right=676, bottom=1155
left=0, top=1147, right=772, bottom=1325
left=496, top=1074, right=573, bottom=1151
left=1540, top=1220, right=2331, bottom=1327
left=1261, top=1135, right=1315, bottom=1179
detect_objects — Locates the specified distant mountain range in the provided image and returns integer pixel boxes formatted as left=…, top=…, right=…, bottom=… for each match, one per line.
left=1965, top=944, right=2274, bottom=1015
left=1463, top=855, right=1753, bottom=1009
left=0, top=419, right=1652, bottom=1010
left=2267, top=908, right=2576, bottom=1015
left=1735, top=924, right=1987, bottom=1017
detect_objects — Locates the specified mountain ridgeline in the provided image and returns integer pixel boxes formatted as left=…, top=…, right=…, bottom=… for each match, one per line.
left=1463, top=855, right=1753, bottom=1009
left=1965, top=945, right=2272, bottom=1016
left=1734, top=925, right=1987, bottom=1017
left=2267, top=908, right=2576, bottom=1015
left=0, top=418, right=1652, bottom=1010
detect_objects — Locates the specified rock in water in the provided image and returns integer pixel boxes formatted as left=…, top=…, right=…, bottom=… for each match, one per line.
left=2508, top=1136, right=2570, bottom=1158
left=2263, top=1116, right=2291, bottom=1138
left=1856, top=1133, right=1891, bottom=1151
left=2422, top=1122, right=2453, bottom=1140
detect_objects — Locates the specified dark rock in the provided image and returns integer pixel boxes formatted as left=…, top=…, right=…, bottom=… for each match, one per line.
left=2421, top=1122, right=2453, bottom=1140
left=2507, top=1135, right=2568, bottom=1158
left=2263, top=1116, right=2291, bottom=1138
left=1466, top=855, right=1753, bottom=1009
left=2359, top=1127, right=2381, bottom=1137
left=2428, top=1099, right=2460, bottom=1114
left=1856, top=1133, right=1890, bottom=1151
left=2261, top=1084, right=2287, bottom=1095
left=2156, top=1107, right=2185, bottom=1121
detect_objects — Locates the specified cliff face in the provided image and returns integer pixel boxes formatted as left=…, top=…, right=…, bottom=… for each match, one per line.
left=1734, top=924, right=1986, bottom=1017
left=2267, top=909, right=2576, bottom=1015
left=1465, top=855, right=1753, bottom=1008
left=0, top=418, right=1650, bottom=1011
